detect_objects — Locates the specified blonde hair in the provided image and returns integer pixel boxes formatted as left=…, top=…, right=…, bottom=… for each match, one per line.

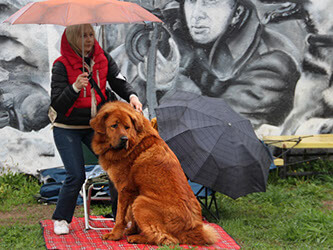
left=65, top=24, right=95, bottom=56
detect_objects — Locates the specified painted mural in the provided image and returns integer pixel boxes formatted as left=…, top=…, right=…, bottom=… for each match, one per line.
left=0, top=0, right=332, bottom=174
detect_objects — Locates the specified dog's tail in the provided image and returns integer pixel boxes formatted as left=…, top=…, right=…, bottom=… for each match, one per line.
left=179, top=223, right=218, bottom=245
left=202, top=223, right=219, bottom=244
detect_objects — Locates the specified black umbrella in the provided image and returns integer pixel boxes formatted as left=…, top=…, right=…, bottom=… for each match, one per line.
left=155, top=90, right=272, bottom=199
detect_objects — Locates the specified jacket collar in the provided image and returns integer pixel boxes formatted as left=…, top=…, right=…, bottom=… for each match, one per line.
left=209, top=7, right=263, bottom=81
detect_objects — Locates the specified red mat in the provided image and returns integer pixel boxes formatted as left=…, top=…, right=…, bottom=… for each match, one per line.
left=40, top=217, right=240, bottom=249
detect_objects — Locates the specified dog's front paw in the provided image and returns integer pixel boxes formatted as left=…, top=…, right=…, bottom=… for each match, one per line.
left=102, top=232, right=123, bottom=241
left=127, top=234, right=150, bottom=244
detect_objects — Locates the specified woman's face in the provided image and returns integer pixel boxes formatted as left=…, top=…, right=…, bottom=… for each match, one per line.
left=77, top=25, right=95, bottom=55
left=184, top=0, right=236, bottom=44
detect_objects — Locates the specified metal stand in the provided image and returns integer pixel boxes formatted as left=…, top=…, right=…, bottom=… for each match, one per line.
left=81, top=179, right=114, bottom=230
left=195, top=186, right=220, bottom=220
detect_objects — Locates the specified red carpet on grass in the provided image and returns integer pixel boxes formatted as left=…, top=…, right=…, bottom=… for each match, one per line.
left=40, top=217, right=240, bottom=250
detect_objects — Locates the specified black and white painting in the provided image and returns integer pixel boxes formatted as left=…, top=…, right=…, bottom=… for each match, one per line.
left=111, top=0, right=333, bottom=135
left=0, top=0, right=332, bottom=174
left=0, top=0, right=61, bottom=174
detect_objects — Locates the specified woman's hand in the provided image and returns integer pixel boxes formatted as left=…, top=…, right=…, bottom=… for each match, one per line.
left=74, top=72, right=89, bottom=90
left=129, top=95, right=143, bottom=113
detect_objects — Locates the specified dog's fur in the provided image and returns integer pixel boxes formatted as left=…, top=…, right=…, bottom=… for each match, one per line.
left=90, top=101, right=218, bottom=245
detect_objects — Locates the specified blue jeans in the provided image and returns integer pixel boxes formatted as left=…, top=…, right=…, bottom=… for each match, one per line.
left=52, top=127, right=95, bottom=223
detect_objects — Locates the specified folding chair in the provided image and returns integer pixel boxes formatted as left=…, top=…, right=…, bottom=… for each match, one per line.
left=188, top=180, right=220, bottom=220
left=81, top=165, right=114, bottom=230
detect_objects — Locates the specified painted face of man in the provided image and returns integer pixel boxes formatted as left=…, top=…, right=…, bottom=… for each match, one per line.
left=184, top=0, right=236, bottom=44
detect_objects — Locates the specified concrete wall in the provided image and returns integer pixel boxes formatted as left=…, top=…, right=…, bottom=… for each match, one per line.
left=0, top=0, right=332, bottom=174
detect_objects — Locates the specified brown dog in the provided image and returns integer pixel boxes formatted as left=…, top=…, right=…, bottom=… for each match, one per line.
left=90, top=101, right=218, bottom=245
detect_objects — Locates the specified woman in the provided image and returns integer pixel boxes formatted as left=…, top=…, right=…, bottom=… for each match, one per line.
left=50, top=24, right=142, bottom=235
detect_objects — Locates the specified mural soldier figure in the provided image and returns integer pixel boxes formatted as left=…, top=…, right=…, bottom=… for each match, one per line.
left=159, top=0, right=301, bottom=128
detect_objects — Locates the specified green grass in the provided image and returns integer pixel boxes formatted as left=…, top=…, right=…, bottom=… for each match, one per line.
left=0, top=224, right=45, bottom=250
left=0, top=171, right=46, bottom=249
left=0, top=160, right=332, bottom=249
left=210, top=160, right=333, bottom=249
left=0, top=171, right=41, bottom=212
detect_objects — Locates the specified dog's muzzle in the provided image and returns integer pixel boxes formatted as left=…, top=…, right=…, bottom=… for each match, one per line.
left=115, top=136, right=128, bottom=150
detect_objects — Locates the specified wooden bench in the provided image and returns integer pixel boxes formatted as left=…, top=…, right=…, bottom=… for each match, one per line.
left=274, top=158, right=284, bottom=166
left=263, top=134, right=333, bottom=178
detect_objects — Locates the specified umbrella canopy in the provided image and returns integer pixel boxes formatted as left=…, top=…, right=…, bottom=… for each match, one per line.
left=155, top=90, right=273, bottom=199
left=3, top=0, right=162, bottom=26
left=2, top=0, right=162, bottom=72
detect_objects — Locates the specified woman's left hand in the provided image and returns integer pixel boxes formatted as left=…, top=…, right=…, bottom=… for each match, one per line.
left=130, top=95, right=143, bottom=113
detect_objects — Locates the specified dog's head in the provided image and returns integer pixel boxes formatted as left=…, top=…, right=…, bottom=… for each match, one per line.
left=90, top=101, right=144, bottom=154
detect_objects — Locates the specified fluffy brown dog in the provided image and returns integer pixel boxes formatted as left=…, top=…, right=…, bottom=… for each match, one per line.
left=90, top=101, right=218, bottom=245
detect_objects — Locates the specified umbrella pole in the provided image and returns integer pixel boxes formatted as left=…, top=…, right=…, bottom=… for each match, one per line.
left=82, top=25, right=84, bottom=72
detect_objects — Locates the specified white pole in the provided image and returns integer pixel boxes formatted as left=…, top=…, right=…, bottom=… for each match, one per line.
left=82, top=25, right=84, bottom=71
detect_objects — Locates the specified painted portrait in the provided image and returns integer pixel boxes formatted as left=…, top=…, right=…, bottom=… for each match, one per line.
left=0, top=0, right=333, bottom=173
left=109, top=0, right=333, bottom=135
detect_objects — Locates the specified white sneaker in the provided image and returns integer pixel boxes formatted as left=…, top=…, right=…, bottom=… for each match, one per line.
left=54, top=220, right=69, bottom=235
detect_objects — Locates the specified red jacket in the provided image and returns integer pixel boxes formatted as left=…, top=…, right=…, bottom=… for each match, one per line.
left=50, top=30, right=137, bottom=126
left=54, top=31, right=108, bottom=117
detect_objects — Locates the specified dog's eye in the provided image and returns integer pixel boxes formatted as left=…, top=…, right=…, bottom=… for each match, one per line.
left=111, top=124, right=118, bottom=128
left=125, top=126, right=130, bottom=130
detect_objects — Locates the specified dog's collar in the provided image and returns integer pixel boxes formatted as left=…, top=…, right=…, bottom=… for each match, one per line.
left=101, top=135, right=158, bottom=162
left=126, top=135, right=158, bottom=163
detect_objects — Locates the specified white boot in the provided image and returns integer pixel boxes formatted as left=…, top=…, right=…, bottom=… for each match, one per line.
left=54, top=220, right=69, bottom=235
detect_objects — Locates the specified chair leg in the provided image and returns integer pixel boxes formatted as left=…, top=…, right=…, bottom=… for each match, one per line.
left=196, top=188, right=220, bottom=221
left=82, top=181, right=114, bottom=230
left=190, top=183, right=220, bottom=220
left=281, top=148, right=288, bottom=178
left=208, top=191, right=220, bottom=219
left=82, top=179, right=90, bottom=230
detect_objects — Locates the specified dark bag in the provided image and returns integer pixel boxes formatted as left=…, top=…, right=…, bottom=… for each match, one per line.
left=40, top=182, right=63, bottom=198
left=36, top=182, right=83, bottom=205
left=87, top=74, right=118, bottom=104
left=80, top=68, right=118, bottom=109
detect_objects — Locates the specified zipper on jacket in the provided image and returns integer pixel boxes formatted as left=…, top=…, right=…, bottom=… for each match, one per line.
left=83, top=87, right=86, bottom=97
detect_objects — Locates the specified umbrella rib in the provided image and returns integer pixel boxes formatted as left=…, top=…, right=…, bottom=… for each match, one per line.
left=164, top=124, right=225, bottom=142
left=159, top=106, right=236, bottom=125
left=190, top=129, right=227, bottom=182
left=8, top=2, right=34, bottom=24
left=118, top=4, right=134, bottom=23
left=65, top=2, right=71, bottom=25
left=230, top=121, right=259, bottom=141
left=232, top=131, right=271, bottom=184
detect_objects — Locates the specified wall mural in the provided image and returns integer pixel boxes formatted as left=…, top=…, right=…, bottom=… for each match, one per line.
left=0, top=0, right=332, bottom=174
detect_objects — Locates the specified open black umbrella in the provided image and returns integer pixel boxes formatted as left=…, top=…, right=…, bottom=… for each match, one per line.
left=155, top=90, right=272, bottom=199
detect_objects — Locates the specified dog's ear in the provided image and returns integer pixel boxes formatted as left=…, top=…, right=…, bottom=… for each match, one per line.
left=130, top=111, right=143, bottom=133
left=90, top=110, right=110, bottom=134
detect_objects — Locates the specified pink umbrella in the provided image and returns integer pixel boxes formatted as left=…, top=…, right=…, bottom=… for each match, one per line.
left=3, top=0, right=162, bottom=26
left=3, top=0, right=162, bottom=69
